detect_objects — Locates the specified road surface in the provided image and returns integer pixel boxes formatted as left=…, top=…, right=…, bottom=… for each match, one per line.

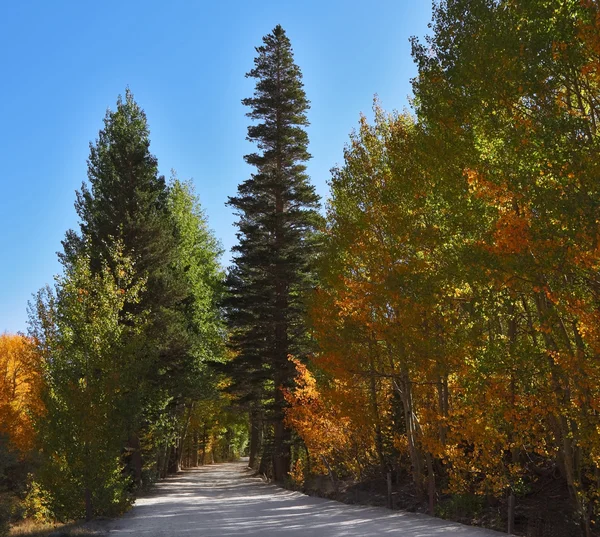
left=107, top=461, right=502, bottom=536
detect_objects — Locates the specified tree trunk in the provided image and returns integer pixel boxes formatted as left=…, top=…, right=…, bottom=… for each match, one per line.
left=85, top=487, right=93, bottom=521
left=161, top=444, right=170, bottom=478
left=176, top=403, right=194, bottom=470
left=201, top=424, right=207, bottom=466
left=272, top=414, right=291, bottom=482
left=249, top=409, right=261, bottom=469
left=273, top=359, right=291, bottom=481
left=394, top=372, right=424, bottom=498
left=426, top=451, right=435, bottom=515
left=168, top=444, right=180, bottom=474
left=192, top=430, right=199, bottom=467
left=128, top=433, right=143, bottom=488
left=368, top=347, right=386, bottom=476
left=507, top=492, right=515, bottom=535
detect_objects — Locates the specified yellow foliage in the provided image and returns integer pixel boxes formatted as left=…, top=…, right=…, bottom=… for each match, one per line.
left=0, top=334, right=43, bottom=455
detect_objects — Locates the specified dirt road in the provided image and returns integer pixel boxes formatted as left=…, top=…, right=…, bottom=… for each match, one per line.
left=107, top=462, right=502, bottom=536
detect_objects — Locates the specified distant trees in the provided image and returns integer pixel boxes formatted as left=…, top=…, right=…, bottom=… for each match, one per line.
left=226, top=25, right=321, bottom=481
left=164, top=178, right=227, bottom=474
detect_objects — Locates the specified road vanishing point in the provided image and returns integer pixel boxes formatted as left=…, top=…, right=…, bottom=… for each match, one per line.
left=107, top=461, right=502, bottom=536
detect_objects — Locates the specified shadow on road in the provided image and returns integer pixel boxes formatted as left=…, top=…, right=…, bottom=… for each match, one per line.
left=108, top=462, right=500, bottom=536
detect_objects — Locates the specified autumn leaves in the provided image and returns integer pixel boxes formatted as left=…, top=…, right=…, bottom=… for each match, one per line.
left=284, top=0, right=600, bottom=532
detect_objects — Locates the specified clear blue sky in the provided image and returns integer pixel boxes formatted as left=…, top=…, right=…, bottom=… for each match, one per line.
left=0, top=1, right=432, bottom=334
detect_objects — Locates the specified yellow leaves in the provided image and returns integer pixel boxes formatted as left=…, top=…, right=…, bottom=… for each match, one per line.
left=447, top=283, right=473, bottom=300
left=288, top=458, right=306, bottom=486
left=0, top=334, right=44, bottom=455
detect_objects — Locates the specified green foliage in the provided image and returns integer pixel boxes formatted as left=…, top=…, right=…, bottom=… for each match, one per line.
left=435, top=494, right=484, bottom=520
left=209, top=410, right=249, bottom=462
left=0, top=496, right=11, bottom=537
left=62, top=88, right=185, bottom=410
left=167, top=177, right=226, bottom=397
left=0, top=433, right=33, bottom=532
left=22, top=478, right=53, bottom=523
left=56, top=90, right=218, bottom=487
left=31, top=243, right=145, bottom=520
left=225, top=24, right=322, bottom=481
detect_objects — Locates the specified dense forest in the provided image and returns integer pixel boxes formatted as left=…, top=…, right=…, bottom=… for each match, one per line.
left=3, top=1, right=600, bottom=536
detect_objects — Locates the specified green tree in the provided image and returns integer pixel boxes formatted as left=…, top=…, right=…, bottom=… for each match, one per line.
left=30, top=243, right=146, bottom=520
left=60, top=89, right=187, bottom=485
left=226, top=25, right=322, bottom=480
left=165, top=178, right=227, bottom=472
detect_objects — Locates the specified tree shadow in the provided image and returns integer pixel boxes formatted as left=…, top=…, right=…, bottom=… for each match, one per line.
left=108, top=462, right=500, bottom=536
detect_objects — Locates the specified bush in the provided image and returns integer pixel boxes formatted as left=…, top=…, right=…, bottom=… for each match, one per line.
left=22, top=477, right=53, bottom=523
left=436, top=493, right=485, bottom=520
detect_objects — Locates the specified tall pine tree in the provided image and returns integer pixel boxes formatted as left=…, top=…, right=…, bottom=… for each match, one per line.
left=60, top=89, right=188, bottom=485
left=226, top=25, right=321, bottom=481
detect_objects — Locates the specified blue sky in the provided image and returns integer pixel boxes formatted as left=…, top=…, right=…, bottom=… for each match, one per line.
left=0, top=1, right=432, bottom=334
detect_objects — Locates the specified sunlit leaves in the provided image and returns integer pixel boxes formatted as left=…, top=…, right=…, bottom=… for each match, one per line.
left=0, top=334, right=43, bottom=455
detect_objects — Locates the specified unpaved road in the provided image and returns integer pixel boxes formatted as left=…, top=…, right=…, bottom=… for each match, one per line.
left=107, top=462, right=502, bottom=536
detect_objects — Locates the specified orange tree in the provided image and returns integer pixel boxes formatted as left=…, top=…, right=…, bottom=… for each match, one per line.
left=0, top=334, right=43, bottom=454
left=287, top=106, right=471, bottom=512
left=0, top=333, right=44, bottom=534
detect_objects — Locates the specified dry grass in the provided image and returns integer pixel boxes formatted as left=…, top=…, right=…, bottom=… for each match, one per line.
left=9, top=519, right=59, bottom=536
left=9, top=519, right=106, bottom=537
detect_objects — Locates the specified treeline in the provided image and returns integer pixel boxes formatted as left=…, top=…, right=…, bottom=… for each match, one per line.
left=0, top=91, right=246, bottom=531
left=283, top=1, right=600, bottom=535
left=3, top=0, right=600, bottom=535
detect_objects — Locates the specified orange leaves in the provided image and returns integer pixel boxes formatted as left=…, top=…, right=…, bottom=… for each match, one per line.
left=284, top=358, right=377, bottom=478
left=465, top=168, right=535, bottom=255
left=491, top=211, right=531, bottom=255
left=0, top=333, right=43, bottom=455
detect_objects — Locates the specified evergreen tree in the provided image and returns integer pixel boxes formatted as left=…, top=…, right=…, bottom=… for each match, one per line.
left=62, top=89, right=182, bottom=322
left=226, top=25, right=322, bottom=481
left=60, top=89, right=187, bottom=485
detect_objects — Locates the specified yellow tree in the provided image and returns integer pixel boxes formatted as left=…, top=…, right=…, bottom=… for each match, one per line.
left=412, top=0, right=600, bottom=530
left=0, top=334, right=43, bottom=455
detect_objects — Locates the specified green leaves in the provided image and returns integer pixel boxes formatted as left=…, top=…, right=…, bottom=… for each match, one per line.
left=34, top=241, right=145, bottom=520
left=29, top=90, right=230, bottom=518
left=226, top=26, right=321, bottom=480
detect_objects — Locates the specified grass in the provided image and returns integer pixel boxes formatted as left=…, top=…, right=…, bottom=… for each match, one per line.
left=9, top=519, right=105, bottom=536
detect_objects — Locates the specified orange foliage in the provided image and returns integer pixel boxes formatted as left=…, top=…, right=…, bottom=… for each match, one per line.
left=0, top=333, right=44, bottom=454
left=284, top=358, right=380, bottom=478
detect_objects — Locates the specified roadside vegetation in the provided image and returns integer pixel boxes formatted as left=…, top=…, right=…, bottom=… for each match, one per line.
left=3, top=2, right=600, bottom=536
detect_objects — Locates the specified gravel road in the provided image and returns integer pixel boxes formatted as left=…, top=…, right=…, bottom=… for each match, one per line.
left=107, top=461, right=503, bottom=536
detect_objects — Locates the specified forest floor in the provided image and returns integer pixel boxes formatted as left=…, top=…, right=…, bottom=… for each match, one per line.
left=103, top=461, right=500, bottom=536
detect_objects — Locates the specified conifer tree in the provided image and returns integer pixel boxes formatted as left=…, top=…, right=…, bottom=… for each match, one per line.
left=226, top=25, right=321, bottom=481
left=60, top=89, right=187, bottom=484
